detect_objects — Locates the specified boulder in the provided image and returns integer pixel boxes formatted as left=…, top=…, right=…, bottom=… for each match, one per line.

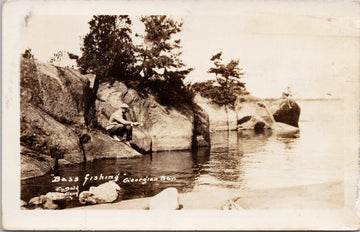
left=193, top=104, right=210, bottom=147
left=96, top=81, right=194, bottom=151
left=20, top=102, right=84, bottom=165
left=79, top=181, right=121, bottom=204
left=82, top=130, right=142, bottom=162
left=20, top=58, right=91, bottom=125
left=270, top=98, right=301, bottom=127
left=57, top=159, right=73, bottom=167
left=237, top=116, right=271, bottom=131
left=149, top=188, right=180, bottom=210
left=194, top=95, right=237, bottom=131
left=234, top=95, right=273, bottom=131
left=43, top=192, right=66, bottom=209
left=28, top=196, right=45, bottom=207
left=235, top=96, right=274, bottom=124
left=28, top=192, right=66, bottom=210
left=20, top=147, right=56, bottom=180
left=235, top=95, right=301, bottom=133
left=78, top=192, right=97, bottom=205
left=131, top=127, right=152, bottom=153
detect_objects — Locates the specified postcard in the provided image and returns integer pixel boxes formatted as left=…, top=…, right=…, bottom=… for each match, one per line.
left=2, top=0, right=360, bottom=230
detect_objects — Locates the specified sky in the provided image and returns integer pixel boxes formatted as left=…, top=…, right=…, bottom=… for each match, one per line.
left=21, top=1, right=360, bottom=99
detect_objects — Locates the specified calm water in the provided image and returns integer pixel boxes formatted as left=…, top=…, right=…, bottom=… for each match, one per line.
left=21, top=100, right=344, bottom=208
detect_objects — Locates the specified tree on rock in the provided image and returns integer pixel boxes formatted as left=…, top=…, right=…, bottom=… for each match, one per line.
left=78, top=15, right=137, bottom=85
left=204, top=51, right=247, bottom=130
left=78, top=15, right=137, bottom=126
left=136, top=15, right=194, bottom=107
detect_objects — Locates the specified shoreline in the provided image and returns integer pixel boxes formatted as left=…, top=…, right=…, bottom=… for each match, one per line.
left=71, top=181, right=343, bottom=210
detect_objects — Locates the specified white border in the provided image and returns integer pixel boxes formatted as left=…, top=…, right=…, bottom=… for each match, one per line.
left=2, top=0, right=360, bottom=230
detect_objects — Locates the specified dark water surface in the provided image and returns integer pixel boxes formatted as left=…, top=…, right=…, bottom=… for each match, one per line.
left=21, top=100, right=344, bottom=208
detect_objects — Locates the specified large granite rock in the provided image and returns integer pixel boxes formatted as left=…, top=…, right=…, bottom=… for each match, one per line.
left=20, top=146, right=56, bottom=180
left=270, top=98, right=301, bottom=127
left=20, top=102, right=85, bottom=165
left=194, top=95, right=237, bottom=131
left=20, top=59, right=145, bottom=179
left=20, top=58, right=88, bottom=177
left=20, top=58, right=91, bottom=125
left=82, top=130, right=142, bottom=161
left=235, top=95, right=273, bottom=130
left=96, top=81, right=194, bottom=151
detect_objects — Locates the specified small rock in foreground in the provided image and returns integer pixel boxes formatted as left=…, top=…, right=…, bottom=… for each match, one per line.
left=149, top=188, right=180, bottom=210
left=79, top=181, right=121, bottom=205
left=27, top=192, right=66, bottom=210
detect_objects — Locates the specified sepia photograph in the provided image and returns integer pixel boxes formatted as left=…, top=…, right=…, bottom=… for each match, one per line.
left=2, top=0, right=360, bottom=230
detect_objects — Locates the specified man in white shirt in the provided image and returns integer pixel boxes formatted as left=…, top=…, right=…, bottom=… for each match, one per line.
left=106, top=103, right=139, bottom=144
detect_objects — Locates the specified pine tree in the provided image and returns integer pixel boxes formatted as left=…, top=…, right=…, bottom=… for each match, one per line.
left=136, top=15, right=193, bottom=107
left=207, top=52, right=247, bottom=130
left=78, top=15, right=136, bottom=84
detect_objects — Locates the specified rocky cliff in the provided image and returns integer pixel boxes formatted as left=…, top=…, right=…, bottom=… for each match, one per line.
left=195, top=94, right=300, bottom=131
left=194, top=95, right=238, bottom=131
left=20, top=58, right=209, bottom=179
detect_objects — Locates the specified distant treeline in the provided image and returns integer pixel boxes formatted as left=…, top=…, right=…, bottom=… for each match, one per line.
left=263, top=97, right=344, bottom=102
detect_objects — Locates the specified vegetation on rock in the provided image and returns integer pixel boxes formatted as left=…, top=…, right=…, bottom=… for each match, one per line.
left=135, top=16, right=194, bottom=108
left=192, top=52, right=248, bottom=129
left=192, top=52, right=248, bottom=109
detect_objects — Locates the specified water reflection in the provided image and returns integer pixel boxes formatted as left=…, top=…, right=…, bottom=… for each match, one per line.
left=194, top=131, right=248, bottom=190
left=237, top=130, right=272, bottom=155
left=21, top=147, right=212, bottom=207
left=276, top=136, right=299, bottom=150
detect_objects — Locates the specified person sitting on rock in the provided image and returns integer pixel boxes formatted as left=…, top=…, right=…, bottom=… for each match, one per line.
left=106, top=103, right=140, bottom=145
